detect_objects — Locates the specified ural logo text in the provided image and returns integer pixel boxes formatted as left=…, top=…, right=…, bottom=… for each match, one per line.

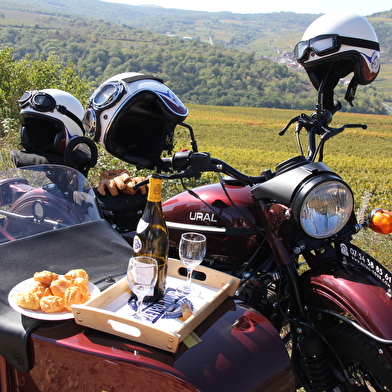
left=189, top=212, right=217, bottom=222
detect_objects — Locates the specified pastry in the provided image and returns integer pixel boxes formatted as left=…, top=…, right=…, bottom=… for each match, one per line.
left=64, top=286, right=83, bottom=311
left=33, top=270, right=58, bottom=285
left=40, top=295, right=65, bottom=313
left=16, top=269, right=91, bottom=313
left=15, top=291, right=41, bottom=310
left=65, top=269, right=89, bottom=282
left=73, top=276, right=90, bottom=301
left=50, top=277, right=72, bottom=298
left=30, top=282, right=52, bottom=298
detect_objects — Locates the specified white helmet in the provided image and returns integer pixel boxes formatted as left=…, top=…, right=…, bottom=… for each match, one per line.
left=18, top=89, right=85, bottom=154
left=83, top=72, right=188, bottom=171
left=294, top=12, right=380, bottom=105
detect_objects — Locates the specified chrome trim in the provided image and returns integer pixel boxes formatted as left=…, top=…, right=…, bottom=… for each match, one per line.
left=166, top=221, right=227, bottom=233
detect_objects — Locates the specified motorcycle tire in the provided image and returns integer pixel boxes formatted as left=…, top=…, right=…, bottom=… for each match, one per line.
left=325, top=323, right=392, bottom=391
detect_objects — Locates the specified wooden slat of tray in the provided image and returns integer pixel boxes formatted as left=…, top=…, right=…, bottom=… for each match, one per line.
left=72, top=258, right=240, bottom=352
left=167, top=258, right=239, bottom=297
left=74, top=277, right=182, bottom=351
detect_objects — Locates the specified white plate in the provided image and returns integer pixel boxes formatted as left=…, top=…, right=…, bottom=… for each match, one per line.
left=8, top=277, right=101, bottom=321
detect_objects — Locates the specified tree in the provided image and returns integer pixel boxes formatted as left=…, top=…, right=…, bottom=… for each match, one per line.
left=0, top=48, right=91, bottom=138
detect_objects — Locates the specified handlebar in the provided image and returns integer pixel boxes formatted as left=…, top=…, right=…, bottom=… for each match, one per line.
left=280, top=110, right=367, bottom=162
left=133, top=150, right=269, bottom=191
left=133, top=109, right=369, bottom=190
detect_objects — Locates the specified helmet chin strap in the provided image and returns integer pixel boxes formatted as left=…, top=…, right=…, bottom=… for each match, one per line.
left=317, top=66, right=340, bottom=116
left=317, top=72, right=358, bottom=113
left=344, top=77, right=358, bottom=106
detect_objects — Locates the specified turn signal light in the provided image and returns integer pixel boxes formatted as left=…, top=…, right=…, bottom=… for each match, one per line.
left=369, top=208, right=392, bottom=234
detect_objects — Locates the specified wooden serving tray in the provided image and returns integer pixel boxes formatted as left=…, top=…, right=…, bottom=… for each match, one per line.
left=72, top=258, right=240, bottom=352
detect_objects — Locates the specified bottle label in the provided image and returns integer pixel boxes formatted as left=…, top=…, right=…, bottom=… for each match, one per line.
left=136, top=218, right=148, bottom=233
left=133, top=235, right=142, bottom=253
left=148, top=177, right=162, bottom=203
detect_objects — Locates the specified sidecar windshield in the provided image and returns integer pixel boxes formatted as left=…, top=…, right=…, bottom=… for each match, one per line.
left=0, top=165, right=101, bottom=243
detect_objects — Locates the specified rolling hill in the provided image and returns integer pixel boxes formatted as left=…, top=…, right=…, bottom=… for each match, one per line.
left=0, top=0, right=391, bottom=113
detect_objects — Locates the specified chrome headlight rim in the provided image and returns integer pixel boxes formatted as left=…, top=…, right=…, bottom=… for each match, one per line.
left=291, top=175, right=354, bottom=239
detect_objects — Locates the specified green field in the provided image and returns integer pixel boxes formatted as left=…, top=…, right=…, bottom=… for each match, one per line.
left=182, top=104, right=392, bottom=206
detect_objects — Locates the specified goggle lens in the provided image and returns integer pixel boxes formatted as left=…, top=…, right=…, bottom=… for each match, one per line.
left=32, top=93, right=56, bottom=112
left=18, top=90, right=56, bottom=112
left=92, top=82, right=124, bottom=109
left=311, top=36, right=335, bottom=53
left=294, top=35, right=339, bottom=62
left=82, top=110, right=97, bottom=138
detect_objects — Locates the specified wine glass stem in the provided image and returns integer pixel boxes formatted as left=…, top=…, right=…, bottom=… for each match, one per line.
left=136, top=296, right=144, bottom=318
left=186, top=268, right=193, bottom=289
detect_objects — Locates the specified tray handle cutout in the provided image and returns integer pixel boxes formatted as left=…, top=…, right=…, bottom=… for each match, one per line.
left=107, top=319, right=141, bottom=337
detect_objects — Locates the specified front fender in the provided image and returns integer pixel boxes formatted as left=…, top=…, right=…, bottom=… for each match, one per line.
left=301, top=263, right=392, bottom=349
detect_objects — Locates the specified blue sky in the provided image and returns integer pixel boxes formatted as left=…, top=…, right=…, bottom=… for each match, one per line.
left=102, top=0, right=391, bottom=16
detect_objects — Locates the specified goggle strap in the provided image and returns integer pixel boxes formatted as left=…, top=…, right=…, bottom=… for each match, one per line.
left=122, top=74, right=164, bottom=84
left=339, top=36, right=380, bottom=51
left=57, top=105, right=85, bottom=135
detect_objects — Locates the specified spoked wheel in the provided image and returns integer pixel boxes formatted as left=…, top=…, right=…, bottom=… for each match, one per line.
left=325, top=323, right=392, bottom=391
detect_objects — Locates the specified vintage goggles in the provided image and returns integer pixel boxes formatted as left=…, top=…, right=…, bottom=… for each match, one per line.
left=294, top=34, right=380, bottom=62
left=18, top=90, right=85, bottom=132
left=89, top=81, right=125, bottom=110
left=18, top=90, right=59, bottom=112
left=83, top=81, right=126, bottom=139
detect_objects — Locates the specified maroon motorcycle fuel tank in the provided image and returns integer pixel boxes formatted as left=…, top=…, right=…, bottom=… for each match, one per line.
left=162, top=181, right=263, bottom=264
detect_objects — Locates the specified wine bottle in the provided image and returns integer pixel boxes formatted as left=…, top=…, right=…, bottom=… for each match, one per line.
left=133, top=175, right=168, bottom=302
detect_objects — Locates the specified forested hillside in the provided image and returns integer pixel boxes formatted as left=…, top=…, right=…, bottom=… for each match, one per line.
left=0, top=1, right=390, bottom=114
left=4, top=0, right=391, bottom=64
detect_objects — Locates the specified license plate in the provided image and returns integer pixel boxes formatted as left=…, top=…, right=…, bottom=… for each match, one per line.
left=335, top=239, right=392, bottom=291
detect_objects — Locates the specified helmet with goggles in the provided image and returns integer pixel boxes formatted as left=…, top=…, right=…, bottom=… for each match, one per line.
left=294, top=12, right=380, bottom=108
left=18, top=88, right=85, bottom=154
left=83, top=72, right=188, bottom=171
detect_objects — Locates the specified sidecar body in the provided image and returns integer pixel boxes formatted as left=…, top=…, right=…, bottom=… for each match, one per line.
left=0, top=165, right=294, bottom=392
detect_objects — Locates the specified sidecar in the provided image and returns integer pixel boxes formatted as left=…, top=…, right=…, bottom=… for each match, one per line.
left=0, top=165, right=294, bottom=392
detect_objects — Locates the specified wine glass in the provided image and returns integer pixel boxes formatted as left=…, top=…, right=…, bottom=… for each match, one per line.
left=127, top=256, right=158, bottom=320
left=177, top=232, right=206, bottom=296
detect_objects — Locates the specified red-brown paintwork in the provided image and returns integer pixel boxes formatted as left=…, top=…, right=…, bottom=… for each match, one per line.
left=163, top=183, right=263, bottom=263
left=1, top=299, right=295, bottom=392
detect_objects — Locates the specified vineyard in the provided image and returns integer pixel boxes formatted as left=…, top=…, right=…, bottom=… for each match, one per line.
left=182, top=104, right=392, bottom=208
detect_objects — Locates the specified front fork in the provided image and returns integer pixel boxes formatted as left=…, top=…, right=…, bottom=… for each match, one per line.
left=258, top=200, right=360, bottom=391
left=283, top=262, right=342, bottom=392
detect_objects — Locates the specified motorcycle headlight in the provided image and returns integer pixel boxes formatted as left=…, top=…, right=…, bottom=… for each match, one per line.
left=292, top=177, right=353, bottom=239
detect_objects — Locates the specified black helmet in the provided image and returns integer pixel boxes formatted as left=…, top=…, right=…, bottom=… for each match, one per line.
left=294, top=12, right=380, bottom=108
left=83, top=72, right=188, bottom=171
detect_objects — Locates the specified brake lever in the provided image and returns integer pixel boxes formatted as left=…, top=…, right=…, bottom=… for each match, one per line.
left=132, top=178, right=149, bottom=192
left=279, top=115, right=300, bottom=136
left=320, top=123, right=367, bottom=142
